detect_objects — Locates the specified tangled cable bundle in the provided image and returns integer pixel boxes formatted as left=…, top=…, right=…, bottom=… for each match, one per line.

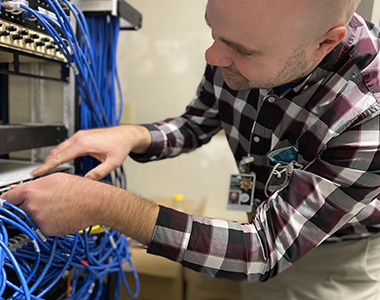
left=0, top=199, right=139, bottom=299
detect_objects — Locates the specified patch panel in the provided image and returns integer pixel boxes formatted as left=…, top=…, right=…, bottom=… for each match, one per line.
left=0, top=18, right=67, bottom=61
left=0, top=0, right=69, bottom=34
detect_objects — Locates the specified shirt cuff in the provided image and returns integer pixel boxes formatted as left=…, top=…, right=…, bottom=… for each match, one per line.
left=147, top=205, right=191, bottom=263
left=129, top=124, right=166, bottom=162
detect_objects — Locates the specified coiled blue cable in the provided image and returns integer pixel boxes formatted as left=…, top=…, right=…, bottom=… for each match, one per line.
left=0, top=200, right=140, bottom=299
left=77, top=14, right=126, bottom=188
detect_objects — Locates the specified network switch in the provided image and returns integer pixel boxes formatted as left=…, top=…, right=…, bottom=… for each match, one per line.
left=0, top=159, right=74, bottom=193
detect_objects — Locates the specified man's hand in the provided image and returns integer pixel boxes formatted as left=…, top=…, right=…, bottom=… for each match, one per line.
left=1, top=173, right=159, bottom=245
left=32, top=125, right=152, bottom=180
left=1, top=173, right=102, bottom=236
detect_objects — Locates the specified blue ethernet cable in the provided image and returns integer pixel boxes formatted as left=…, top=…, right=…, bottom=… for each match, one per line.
left=78, top=14, right=126, bottom=188
left=0, top=240, right=31, bottom=300
left=36, top=235, right=78, bottom=298
left=19, top=4, right=108, bottom=128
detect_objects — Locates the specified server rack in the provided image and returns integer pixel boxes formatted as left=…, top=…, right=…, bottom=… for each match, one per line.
left=0, top=0, right=141, bottom=298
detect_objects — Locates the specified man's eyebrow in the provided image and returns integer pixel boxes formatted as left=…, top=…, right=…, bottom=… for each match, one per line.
left=204, top=12, right=262, bottom=56
left=220, top=38, right=262, bottom=56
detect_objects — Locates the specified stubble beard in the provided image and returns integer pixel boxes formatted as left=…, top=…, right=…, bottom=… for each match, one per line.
left=223, top=47, right=310, bottom=91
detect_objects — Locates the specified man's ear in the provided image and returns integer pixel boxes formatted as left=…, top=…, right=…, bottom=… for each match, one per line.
left=311, top=26, right=347, bottom=61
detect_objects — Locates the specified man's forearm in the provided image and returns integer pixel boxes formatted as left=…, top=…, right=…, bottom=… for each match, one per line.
left=97, top=184, right=159, bottom=246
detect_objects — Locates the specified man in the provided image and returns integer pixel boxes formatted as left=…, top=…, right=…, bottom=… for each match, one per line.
left=3, top=0, right=380, bottom=298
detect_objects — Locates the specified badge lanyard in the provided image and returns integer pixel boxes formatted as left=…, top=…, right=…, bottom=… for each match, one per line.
left=227, top=121, right=257, bottom=212
left=225, top=77, right=312, bottom=213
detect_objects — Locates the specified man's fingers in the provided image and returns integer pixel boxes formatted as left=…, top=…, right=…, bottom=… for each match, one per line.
left=1, top=186, right=25, bottom=206
left=32, top=157, right=62, bottom=176
left=84, top=162, right=117, bottom=181
left=43, top=137, right=76, bottom=163
left=32, top=156, right=64, bottom=176
left=32, top=146, right=82, bottom=177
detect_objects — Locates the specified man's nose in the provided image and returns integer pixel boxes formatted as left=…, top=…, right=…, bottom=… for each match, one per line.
left=205, top=40, right=233, bottom=67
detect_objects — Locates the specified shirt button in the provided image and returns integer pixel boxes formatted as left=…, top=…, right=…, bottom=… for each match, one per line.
left=253, top=136, right=260, bottom=143
left=267, top=96, right=276, bottom=103
left=254, top=198, right=262, bottom=207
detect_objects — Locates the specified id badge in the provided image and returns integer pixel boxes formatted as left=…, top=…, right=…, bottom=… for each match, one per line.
left=227, top=173, right=255, bottom=212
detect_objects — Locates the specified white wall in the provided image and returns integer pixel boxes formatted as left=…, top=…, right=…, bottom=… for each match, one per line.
left=117, top=0, right=247, bottom=221
left=357, top=0, right=380, bottom=25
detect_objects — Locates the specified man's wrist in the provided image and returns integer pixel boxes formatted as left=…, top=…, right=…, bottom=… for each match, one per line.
left=122, top=124, right=152, bottom=155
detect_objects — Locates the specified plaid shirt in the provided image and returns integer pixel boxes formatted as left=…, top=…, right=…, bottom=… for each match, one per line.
left=133, top=13, right=380, bottom=281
